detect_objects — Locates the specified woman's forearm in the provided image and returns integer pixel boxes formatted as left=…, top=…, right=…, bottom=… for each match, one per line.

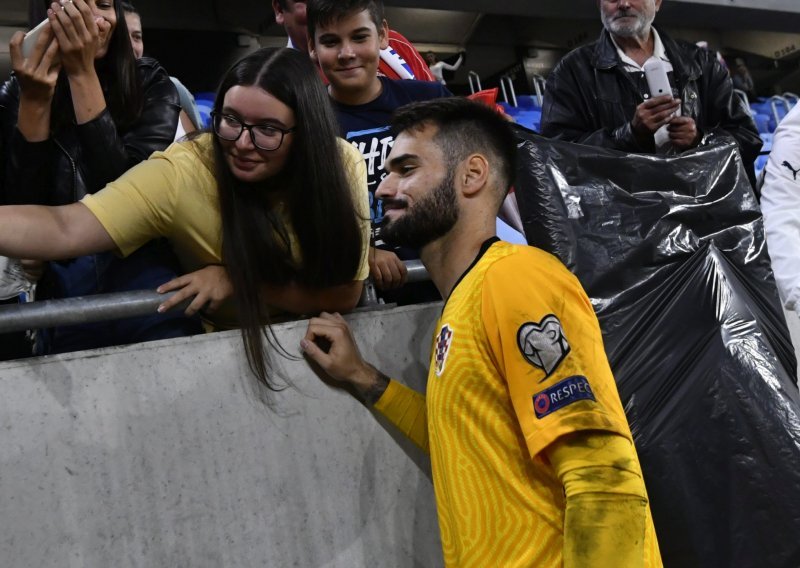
left=68, top=72, right=107, bottom=125
left=16, top=98, right=52, bottom=142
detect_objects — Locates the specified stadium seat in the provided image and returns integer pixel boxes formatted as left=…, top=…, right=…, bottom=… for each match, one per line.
left=517, top=95, right=542, bottom=109
left=195, top=103, right=213, bottom=129
left=752, top=112, right=771, bottom=134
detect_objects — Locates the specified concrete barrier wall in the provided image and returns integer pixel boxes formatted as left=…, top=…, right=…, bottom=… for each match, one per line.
left=0, top=304, right=444, bottom=568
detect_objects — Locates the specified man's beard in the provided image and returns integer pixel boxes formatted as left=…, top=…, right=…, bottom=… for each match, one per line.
left=380, top=170, right=459, bottom=250
left=601, top=9, right=652, bottom=39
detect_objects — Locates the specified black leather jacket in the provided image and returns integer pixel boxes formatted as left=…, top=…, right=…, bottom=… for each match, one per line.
left=541, top=28, right=762, bottom=186
left=0, top=57, right=179, bottom=206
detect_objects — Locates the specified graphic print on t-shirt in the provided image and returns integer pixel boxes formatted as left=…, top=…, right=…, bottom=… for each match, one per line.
left=345, top=125, right=394, bottom=244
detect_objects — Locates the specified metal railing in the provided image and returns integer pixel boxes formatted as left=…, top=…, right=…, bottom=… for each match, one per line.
left=0, top=261, right=431, bottom=334
left=531, top=74, right=546, bottom=107
left=770, top=95, right=791, bottom=126
left=733, top=88, right=751, bottom=114
left=468, top=71, right=483, bottom=94
left=499, top=75, right=518, bottom=108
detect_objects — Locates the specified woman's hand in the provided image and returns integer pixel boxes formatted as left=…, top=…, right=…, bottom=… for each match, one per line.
left=47, top=0, right=110, bottom=78
left=9, top=27, right=61, bottom=106
left=156, top=265, right=233, bottom=317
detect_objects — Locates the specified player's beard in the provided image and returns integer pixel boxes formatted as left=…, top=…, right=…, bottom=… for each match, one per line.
left=380, top=169, right=459, bottom=250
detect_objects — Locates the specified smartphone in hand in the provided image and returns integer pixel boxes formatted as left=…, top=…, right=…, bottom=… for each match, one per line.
left=643, top=57, right=681, bottom=117
left=21, top=19, right=49, bottom=59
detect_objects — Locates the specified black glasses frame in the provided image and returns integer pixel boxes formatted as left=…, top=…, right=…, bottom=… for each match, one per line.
left=210, top=111, right=295, bottom=151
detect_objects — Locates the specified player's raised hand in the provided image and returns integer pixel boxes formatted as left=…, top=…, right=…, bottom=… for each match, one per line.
left=302, top=312, right=364, bottom=381
left=302, top=312, right=388, bottom=403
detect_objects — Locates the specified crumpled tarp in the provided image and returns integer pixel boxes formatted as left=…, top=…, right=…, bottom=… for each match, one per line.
left=514, top=128, right=800, bottom=568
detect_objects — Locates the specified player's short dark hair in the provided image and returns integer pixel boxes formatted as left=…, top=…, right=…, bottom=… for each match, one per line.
left=275, top=0, right=289, bottom=9
left=392, top=98, right=517, bottom=196
left=307, top=0, right=384, bottom=43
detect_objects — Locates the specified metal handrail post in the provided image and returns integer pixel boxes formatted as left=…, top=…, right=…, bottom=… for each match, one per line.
left=770, top=95, right=790, bottom=127
left=500, top=75, right=517, bottom=107
left=532, top=75, right=545, bottom=107
left=733, top=89, right=751, bottom=114
left=468, top=71, right=482, bottom=94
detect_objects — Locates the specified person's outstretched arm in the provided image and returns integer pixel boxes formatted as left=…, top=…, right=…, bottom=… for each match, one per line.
left=0, top=202, right=114, bottom=260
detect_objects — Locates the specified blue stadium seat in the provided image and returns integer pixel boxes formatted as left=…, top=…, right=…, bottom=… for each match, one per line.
left=751, top=113, right=771, bottom=134
left=517, top=95, right=542, bottom=109
left=195, top=103, right=213, bottom=129
left=194, top=91, right=216, bottom=105
left=760, top=133, right=773, bottom=153
left=498, top=101, right=517, bottom=115
left=514, top=110, right=542, bottom=132
left=755, top=154, right=769, bottom=180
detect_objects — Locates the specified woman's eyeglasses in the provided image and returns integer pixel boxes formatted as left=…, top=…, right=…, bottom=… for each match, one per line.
left=211, top=112, right=295, bottom=151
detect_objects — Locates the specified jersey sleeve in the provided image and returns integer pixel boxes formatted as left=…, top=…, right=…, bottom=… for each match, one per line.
left=372, top=379, right=429, bottom=453
left=81, top=142, right=186, bottom=257
left=481, top=250, right=632, bottom=459
left=339, top=139, right=371, bottom=281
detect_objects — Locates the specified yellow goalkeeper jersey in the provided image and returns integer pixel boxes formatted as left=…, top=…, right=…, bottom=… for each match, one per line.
left=376, top=239, right=661, bottom=567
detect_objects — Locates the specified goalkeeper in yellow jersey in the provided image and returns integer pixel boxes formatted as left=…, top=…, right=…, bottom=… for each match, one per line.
left=302, top=98, right=662, bottom=568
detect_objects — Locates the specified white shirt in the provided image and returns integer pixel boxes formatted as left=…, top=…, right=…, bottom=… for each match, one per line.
left=760, top=103, right=800, bottom=317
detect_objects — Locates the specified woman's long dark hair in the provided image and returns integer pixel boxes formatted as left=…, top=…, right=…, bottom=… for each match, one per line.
left=28, top=0, right=143, bottom=131
left=211, top=47, right=365, bottom=389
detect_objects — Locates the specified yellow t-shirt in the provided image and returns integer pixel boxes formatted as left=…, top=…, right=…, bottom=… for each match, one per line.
left=376, top=239, right=661, bottom=568
left=81, top=134, right=370, bottom=328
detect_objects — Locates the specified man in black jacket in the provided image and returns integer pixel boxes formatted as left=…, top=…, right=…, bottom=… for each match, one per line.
left=540, top=0, right=762, bottom=187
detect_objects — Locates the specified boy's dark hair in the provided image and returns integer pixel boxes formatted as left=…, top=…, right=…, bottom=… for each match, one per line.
left=307, top=0, right=384, bottom=42
left=392, top=98, right=518, bottom=198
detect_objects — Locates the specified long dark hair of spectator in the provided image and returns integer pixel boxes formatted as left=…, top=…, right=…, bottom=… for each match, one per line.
left=210, top=47, right=364, bottom=390
left=28, top=0, right=143, bottom=131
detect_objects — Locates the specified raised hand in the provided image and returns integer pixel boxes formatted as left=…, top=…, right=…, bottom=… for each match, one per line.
left=47, top=0, right=111, bottom=78
left=301, top=312, right=389, bottom=403
left=9, top=26, right=61, bottom=105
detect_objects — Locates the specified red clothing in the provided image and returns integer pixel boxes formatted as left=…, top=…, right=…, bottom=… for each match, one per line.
left=379, top=29, right=435, bottom=82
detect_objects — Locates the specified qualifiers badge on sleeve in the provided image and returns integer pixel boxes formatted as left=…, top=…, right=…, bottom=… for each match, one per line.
left=434, top=324, right=454, bottom=377
left=517, top=314, right=571, bottom=380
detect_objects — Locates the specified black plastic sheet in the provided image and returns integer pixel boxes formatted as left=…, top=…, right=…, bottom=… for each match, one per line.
left=514, top=128, right=800, bottom=568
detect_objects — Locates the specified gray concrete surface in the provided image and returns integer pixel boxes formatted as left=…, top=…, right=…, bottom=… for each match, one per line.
left=0, top=304, right=444, bottom=568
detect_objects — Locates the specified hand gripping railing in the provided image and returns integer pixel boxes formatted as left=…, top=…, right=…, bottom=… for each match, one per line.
left=0, top=261, right=432, bottom=333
